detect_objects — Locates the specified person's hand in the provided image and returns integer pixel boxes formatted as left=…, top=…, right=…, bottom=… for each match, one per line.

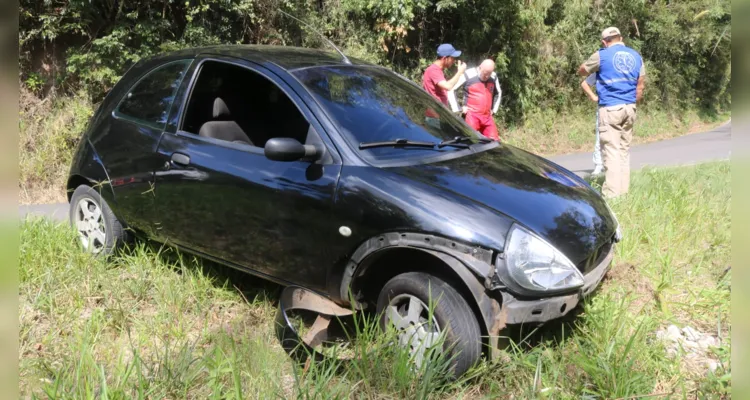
left=457, top=60, right=467, bottom=74
left=590, top=95, right=599, bottom=103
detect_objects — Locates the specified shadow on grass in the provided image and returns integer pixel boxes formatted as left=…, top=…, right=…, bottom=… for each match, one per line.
left=126, top=237, right=285, bottom=308
left=115, top=234, right=598, bottom=387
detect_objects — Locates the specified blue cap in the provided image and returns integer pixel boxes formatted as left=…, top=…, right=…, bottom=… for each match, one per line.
left=437, top=44, right=462, bottom=58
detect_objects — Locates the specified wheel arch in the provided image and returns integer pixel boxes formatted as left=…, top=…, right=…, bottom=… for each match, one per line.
left=66, top=175, right=90, bottom=202
left=67, top=139, right=115, bottom=204
left=339, top=232, right=506, bottom=359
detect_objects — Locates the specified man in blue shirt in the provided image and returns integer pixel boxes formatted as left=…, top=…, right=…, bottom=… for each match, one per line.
left=578, top=27, right=646, bottom=198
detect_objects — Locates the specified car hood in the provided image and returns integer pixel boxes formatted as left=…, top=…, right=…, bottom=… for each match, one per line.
left=389, top=144, right=617, bottom=266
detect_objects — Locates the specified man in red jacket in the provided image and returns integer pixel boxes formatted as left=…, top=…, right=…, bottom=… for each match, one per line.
left=448, top=59, right=501, bottom=141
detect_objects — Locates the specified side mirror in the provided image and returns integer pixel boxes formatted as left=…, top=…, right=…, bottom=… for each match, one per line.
left=264, top=137, right=319, bottom=162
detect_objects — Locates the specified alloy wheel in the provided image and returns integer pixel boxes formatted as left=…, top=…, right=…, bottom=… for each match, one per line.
left=75, top=198, right=106, bottom=253
left=384, top=294, right=442, bottom=368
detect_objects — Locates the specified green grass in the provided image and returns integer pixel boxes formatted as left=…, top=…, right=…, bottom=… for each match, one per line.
left=19, top=161, right=731, bottom=398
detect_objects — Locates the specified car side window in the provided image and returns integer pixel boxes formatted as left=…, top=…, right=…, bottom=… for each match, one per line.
left=180, top=60, right=312, bottom=149
left=116, top=60, right=192, bottom=129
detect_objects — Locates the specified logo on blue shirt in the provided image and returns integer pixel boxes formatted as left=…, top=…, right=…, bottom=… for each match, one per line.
left=613, top=51, right=637, bottom=74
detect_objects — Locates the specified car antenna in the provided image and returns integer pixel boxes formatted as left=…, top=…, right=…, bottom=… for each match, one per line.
left=277, top=9, right=352, bottom=65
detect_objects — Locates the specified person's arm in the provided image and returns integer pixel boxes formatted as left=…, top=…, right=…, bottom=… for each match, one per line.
left=462, top=77, right=470, bottom=114
left=636, top=64, right=646, bottom=103
left=581, top=80, right=598, bottom=103
left=447, top=71, right=468, bottom=112
left=437, top=60, right=467, bottom=90
left=492, top=73, right=501, bottom=114
left=578, top=52, right=600, bottom=77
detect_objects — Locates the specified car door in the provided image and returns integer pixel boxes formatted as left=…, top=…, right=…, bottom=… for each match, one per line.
left=150, top=57, right=343, bottom=292
left=88, top=59, right=193, bottom=234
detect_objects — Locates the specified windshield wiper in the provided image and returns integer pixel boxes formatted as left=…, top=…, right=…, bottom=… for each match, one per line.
left=438, top=136, right=492, bottom=148
left=359, top=138, right=437, bottom=150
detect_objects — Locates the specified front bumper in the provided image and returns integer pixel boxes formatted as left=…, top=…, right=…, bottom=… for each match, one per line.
left=500, top=244, right=614, bottom=324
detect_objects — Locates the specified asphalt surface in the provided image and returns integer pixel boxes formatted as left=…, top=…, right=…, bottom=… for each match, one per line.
left=20, top=121, right=731, bottom=223
left=550, top=120, right=732, bottom=176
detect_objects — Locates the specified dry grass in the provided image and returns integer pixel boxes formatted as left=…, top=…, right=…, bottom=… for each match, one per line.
left=19, top=88, right=93, bottom=205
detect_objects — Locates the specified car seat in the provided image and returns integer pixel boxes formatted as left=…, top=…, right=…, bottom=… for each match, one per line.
left=198, top=98, right=254, bottom=145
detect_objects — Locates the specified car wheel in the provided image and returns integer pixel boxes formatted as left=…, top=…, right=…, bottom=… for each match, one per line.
left=69, top=184, right=127, bottom=256
left=376, top=271, right=482, bottom=377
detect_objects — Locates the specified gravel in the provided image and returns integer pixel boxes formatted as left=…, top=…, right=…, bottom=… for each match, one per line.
left=655, top=324, right=722, bottom=373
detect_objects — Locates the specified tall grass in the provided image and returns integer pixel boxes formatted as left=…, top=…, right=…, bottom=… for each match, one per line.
left=19, top=161, right=731, bottom=398
left=19, top=88, right=93, bottom=205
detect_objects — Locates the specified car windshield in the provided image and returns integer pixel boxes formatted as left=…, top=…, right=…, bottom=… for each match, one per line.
left=292, top=65, right=487, bottom=162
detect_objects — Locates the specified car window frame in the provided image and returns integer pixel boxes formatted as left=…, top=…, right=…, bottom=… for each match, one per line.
left=167, top=55, right=341, bottom=166
left=289, top=64, right=499, bottom=168
left=112, top=59, right=194, bottom=131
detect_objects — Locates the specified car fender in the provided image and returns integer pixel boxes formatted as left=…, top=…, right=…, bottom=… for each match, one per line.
left=67, top=139, right=115, bottom=205
left=334, top=232, right=507, bottom=357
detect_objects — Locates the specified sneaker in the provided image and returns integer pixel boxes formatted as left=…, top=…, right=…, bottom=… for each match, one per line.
left=592, top=166, right=603, bottom=176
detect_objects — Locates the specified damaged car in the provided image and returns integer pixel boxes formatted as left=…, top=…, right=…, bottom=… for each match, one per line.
left=67, top=45, right=621, bottom=377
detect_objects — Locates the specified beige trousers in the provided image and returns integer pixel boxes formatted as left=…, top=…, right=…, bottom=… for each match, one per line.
left=598, top=104, right=637, bottom=198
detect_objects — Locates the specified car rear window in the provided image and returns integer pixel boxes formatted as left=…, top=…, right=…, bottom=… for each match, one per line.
left=116, top=60, right=192, bottom=129
left=292, top=65, right=483, bottom=162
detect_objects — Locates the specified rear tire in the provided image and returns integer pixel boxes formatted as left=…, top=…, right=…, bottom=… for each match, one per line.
left=69, top=185, right=128, bottom=256
left=376, top=271, right=482, bottom=377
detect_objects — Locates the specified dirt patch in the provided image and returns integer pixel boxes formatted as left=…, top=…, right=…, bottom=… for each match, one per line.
left=601, top=263, right=657, bottom=312
left=20, top=185, right=66, bottom=205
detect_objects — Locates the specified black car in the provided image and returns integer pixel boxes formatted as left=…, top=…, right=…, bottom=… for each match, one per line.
left=67, top=45, right=621, bottom=376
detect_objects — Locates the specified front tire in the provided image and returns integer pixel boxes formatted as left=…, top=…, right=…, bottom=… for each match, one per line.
left=69, top=184, right=127, bottom=256
left=376, top=272, right=482, bottom=377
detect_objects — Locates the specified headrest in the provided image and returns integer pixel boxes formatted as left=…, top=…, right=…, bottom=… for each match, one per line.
left=213, top=97, right=231, bottom=119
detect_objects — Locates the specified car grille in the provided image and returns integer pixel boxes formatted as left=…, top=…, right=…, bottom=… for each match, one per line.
left=577, top=238, right=614, bottom=274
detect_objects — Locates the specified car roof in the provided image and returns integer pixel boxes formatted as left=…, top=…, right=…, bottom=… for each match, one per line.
left=144, top=44, right=375, bottom=71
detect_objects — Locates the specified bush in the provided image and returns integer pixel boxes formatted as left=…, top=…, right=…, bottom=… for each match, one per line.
left=19, top=87, right=93, bottom=203
left=19, top=0, right=730, bottom=121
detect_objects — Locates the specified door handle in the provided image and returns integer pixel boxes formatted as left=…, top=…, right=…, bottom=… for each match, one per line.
left=170, top=152, right=191, bottom=167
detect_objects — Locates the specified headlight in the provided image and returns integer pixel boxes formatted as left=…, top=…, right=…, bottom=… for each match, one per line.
left=503, top=224, right=584, bottom=292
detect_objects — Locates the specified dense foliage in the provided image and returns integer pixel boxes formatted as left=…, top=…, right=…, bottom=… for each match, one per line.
left=20, top=0, right=730, bottom=124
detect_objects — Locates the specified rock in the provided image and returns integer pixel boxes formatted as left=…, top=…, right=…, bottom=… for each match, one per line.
left=682, top=326, right=701, bottom=341
left=664, top=325, right=682, bottom=341
left=698, top=336, right=718, bottom=350
left=708, top=361, right=720, bottom=372
left=682, top=340, right=699, bottom=350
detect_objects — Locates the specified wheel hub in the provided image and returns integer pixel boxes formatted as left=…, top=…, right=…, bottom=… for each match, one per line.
left=385, top=294, right=442, bottom=368
left=75, top=198, right=106, bottom=253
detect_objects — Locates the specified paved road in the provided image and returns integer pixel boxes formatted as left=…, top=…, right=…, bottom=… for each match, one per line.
left=20, top=121, right=731, bottom=223
left=550, top=120, right=731, bottom=176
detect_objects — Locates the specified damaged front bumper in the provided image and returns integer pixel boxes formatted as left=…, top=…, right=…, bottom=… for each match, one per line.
left=274, top=241, right=615, bottom=364
left=499, top=243, right=615, bottom=325
left=275, top=286, right=354, bottom=364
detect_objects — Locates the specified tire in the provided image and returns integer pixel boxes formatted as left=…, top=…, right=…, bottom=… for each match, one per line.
left=376, top=271, right=482, bottom=377
left=69, top=184, right=128, bottom=256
